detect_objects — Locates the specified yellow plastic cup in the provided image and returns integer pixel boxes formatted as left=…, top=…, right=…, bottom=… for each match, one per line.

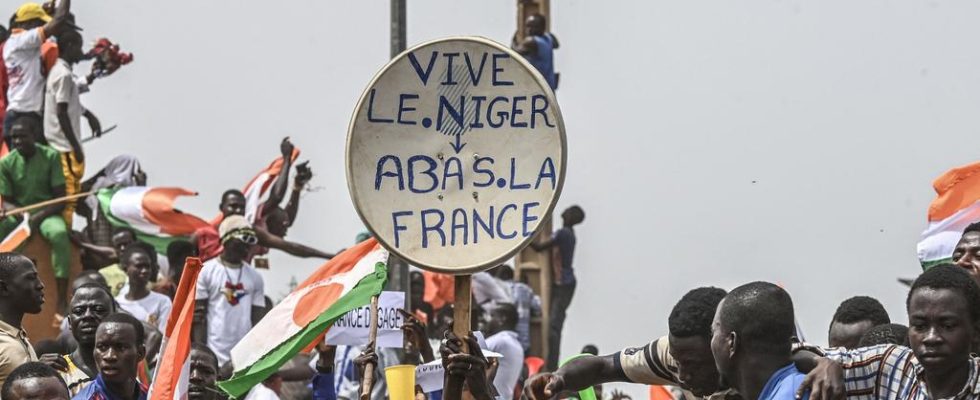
left=385, top=364, right=417, bottom=400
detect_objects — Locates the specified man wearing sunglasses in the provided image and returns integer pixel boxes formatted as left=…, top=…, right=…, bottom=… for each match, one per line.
left=192, top=215, right=267, bottom=370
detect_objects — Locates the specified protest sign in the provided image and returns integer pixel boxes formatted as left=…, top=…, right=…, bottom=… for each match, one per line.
left=326, top=291, right=406, bottom=348
left=347, top=36, right=566, bottom=274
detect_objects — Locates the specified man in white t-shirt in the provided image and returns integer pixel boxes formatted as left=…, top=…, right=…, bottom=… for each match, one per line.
left=115, top=242, right=171, bottom=334
left=3, top=0, right=73, bottom=138
left=192, top=215, right=266, bottom=367
left=483, top=302, right=525, bottom=400
left=43, top=26, right=85, bottom=224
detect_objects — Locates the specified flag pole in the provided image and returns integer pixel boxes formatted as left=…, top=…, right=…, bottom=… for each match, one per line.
left=360, top=295, right=381, bottom=400
left=0, top=191, right=95, bottom=217
left=453, top=275, right=472, bottom=346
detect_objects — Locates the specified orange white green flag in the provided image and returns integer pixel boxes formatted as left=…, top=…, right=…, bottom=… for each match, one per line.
left=0, top=212, right=30, bottom=252
left=148, top=257, right=204, bottom=399
left=217, top=238, right=388, bottom=398
left=210, top=147, right=301, bottom=227
left=917, top=161, right=980, bottom=269
left=98, top=186, right=210, bottom=254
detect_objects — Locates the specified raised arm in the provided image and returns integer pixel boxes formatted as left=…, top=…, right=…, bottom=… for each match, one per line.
left=260, top=137, right=294, bottom=217
left=284, top=161, right=312, bottom=225
left=42, top=0, right=71, bottom=37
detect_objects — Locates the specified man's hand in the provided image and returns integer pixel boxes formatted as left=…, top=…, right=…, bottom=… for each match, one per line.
left=400, top=309, right=427, bottom=352
left=85, top=112, right=102, bottom=138
left=294, top=161, right=312, bottom=188
left=38, top=353, right=68, bottom=372
left=28, top=213, right=45, bottom=231
left=610, top=389, right=633, bottom=400
left=280, top=137, right=295, bottom=158
left=445, top=334, right=494, bottom=400
left=73, top=147, right=85, bottom=164
left=797, top=357, right=845, bottom=400
left=353, top=343, right=378, bottom=379
left=524, top=372, right=566, bottom=400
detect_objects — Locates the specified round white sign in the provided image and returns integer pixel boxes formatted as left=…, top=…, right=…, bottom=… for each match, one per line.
left=346, top=36, right=566, bottom=274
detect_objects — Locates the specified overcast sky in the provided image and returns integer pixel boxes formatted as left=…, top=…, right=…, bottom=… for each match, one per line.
left=50, top=0, right=980, bottom=397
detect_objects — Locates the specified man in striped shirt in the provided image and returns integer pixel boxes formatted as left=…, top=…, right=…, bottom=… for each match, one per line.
left=797, top=265, right=980, bottom=400
left=524, top=287, right=733, bottom=400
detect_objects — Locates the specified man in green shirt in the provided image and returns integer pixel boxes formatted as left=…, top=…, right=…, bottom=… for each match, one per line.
left=0, top=116, right=71, bottom=311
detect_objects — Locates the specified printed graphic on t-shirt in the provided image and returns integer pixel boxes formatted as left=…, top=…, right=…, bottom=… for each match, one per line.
left=224, top=281, right=246, bottom=305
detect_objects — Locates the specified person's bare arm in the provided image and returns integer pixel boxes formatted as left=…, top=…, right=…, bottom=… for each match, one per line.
left=69, top=231, right=117, bottom=259
left=57, top=103, right=83, bottom=164
left=192, top=299, right=208, bottom=345
left=256, top=226, right=335, bottom=259
left=29, top=185, right=66, bottom=229
left=82, top=109, right=101, bottom=137
left=251, top=305, right=267, bottom=326
left=524, top=355, right=627, bottom=400
left=529, top=235, right=556, bottom=251
left=515, top=37, right=538, bottom=56
left=793, top=350, right=845, bottom=400
left=41, top=0, right=70, bottom=37
left=284, top=161, right=311, bottom=226
left=260, top=138, right=294, bottom=216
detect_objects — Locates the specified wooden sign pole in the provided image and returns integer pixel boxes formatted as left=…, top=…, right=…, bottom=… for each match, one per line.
left=359, top=295, right=381, bottom=400
left=453, top=274, right=473, bottom=343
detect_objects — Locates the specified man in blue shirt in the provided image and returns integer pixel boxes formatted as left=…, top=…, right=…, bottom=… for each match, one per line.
left=532, top=205, right=584, bottom=370
left=710, top=282, right=809, bottom=400
left=72, top=313, right=147, bottom=400
left=513, top=13, right=559, bottom=91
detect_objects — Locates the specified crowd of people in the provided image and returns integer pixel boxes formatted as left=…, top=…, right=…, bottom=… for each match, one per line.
left=0, top=3, right=974, bottom=400
left=0, top=3, right=574, bottom=399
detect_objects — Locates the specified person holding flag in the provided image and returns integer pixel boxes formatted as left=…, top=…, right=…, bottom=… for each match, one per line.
left=217, top=238, right=388, bottom=399
left=147, top=256, right=206, bottom=400
left=195, top=138, right=334, bottom=262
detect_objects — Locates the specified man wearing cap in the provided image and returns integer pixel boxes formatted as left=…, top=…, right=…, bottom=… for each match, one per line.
left=192, top=215, right=266, bottom=367
left=3, top=0, right=73, bottom=139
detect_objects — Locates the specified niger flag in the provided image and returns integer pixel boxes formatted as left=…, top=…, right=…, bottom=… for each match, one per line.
left=98, top=186, right=210, bottom=254
left=917, top=161, right=980, bottom=268
left=148, top=258, right=204, bottom=399
left=218, top=238, right=388, bottom=398
left=210, top=147, right=301, bottom=226
left=0, top=212, right=30, bottom=252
